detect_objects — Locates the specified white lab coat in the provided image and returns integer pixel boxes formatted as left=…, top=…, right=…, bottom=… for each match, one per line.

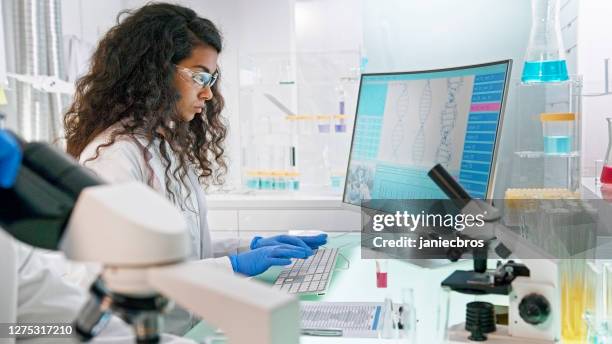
left=79, top=123, right=249, bottom=266
left=0, top=230, right=195, bottom=344
left=78, top=123, right=250, bottom=334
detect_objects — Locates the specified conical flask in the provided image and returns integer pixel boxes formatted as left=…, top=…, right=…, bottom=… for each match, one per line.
left=601, top=118, right=612, bottom=184
left=521, top=0, right=569, bottom=83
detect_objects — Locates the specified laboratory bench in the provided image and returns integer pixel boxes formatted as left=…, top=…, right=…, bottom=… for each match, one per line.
left=186, top=232, right=496, bottom=343
left=582, top=176, right=608, bottom=199
left=195, top=179, right=605, bottom=342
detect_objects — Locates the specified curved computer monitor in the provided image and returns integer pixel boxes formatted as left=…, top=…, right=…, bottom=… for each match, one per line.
left=343, top=60, right=512, bottom=212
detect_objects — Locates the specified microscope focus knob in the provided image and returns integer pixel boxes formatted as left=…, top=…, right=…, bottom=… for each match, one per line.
left=518, top=293, right=551, bottom=325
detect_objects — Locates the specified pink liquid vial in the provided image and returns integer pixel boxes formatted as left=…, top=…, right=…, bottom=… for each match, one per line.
left=602, top=165, right=612, bottom=184
left=603, top=118, right=612, bottom=184
left=376, top=272, right=388, bottom=288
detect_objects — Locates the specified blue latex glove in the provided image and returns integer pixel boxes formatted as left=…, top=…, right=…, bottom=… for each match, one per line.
left=0, top=130, right=22, bottom=188
left=250, top=234, right=328, bottom=253
left=229, top=244, right=310, bottom=277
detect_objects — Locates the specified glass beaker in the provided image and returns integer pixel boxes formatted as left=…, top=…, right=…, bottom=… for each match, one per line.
left=601, top=118, right=612, bottom=184
left=540, top=112, right=575, bottom=155
left=376, top=260, right=388, bottom=288
left=521, top=0, right=569, bottom=83
left=583, top=262, right=609, bottom=343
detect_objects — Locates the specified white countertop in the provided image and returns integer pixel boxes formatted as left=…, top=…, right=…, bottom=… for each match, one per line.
left=208, top=179, right=606, bottom=209
left=582, top=176, right=605, bottom=199
left=206, top=191, right=347, bottom=209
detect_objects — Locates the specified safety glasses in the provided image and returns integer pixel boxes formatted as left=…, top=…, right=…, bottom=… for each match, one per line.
left=175, top=65, right=218, bottom=88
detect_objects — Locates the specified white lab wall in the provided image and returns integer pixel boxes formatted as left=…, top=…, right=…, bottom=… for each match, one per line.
left=0, top=5, right=7, bottom=87
left=60, top=0, right=127, bottom=87
left=577, top=1, right=612, bottom=177
left=361, top=0, right=532, bottom=197
left=295, top=0, right=363, bottom=52
left=559, top=0, right=578, bottom=76
left=361, top=0, right=531, bottom=79
left=61, top=0, right=128, bottom=45
left=0, top=3, right=9, bottom=128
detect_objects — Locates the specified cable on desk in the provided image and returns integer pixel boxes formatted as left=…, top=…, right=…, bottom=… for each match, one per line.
left=325, top=231, right=360, bottom=250
left=329, top=232, right=352, bottom=239
left=335, top=252, right=350, bottom=271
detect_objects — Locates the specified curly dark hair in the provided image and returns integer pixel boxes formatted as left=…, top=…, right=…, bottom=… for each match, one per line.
left=64, top=2, right=227, bottom=203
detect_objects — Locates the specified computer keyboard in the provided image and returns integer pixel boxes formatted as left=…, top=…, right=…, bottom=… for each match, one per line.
left=273, top=248, right=339, bottom=294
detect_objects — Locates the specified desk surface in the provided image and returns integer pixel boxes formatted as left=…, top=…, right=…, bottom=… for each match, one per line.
left=185, top=233, right=494, bottom=343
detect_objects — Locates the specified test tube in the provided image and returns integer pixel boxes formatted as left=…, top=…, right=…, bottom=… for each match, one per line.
left=317, top=115, right=331, bottom=133
left=245, top=171, right=259, bottom=189
left=376, top=260, right=388, bottom=288
left=336, top=88, right=347, bottom=133
left=335, top=115, right=347, bottom=133
left=260, top=171, right=273, bottom=190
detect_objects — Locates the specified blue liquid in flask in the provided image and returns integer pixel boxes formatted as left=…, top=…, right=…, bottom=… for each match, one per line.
left=521, top=60, right=569, bottom=83
left=543, top=135, right=571, bottom=154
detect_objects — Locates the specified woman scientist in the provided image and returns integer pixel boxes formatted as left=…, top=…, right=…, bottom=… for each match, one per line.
left=63, top=3, right=325, bottom=331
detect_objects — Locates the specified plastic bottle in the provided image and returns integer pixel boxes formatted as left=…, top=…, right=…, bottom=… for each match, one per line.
left=601, top=118, right=612, bottom=184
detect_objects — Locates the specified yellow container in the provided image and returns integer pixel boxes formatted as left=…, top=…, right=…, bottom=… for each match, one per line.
left=560, top=259, right=597, bottom=343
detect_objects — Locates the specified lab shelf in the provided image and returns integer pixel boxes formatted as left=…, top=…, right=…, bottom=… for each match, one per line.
left=206, top=193, right=360, bottom=234
left=238, top=50, right=360, bottom=196
left=514, top=150, right=579, bottom=158
left=502, top=78, right=582, bottom=192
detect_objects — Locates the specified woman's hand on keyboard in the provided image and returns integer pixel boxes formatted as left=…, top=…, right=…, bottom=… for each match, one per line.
left=251, top=234, right=328, bottom=253
left=297, top=234, right=328, bottom=249
left=229, top=244, right=310, bottom=276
